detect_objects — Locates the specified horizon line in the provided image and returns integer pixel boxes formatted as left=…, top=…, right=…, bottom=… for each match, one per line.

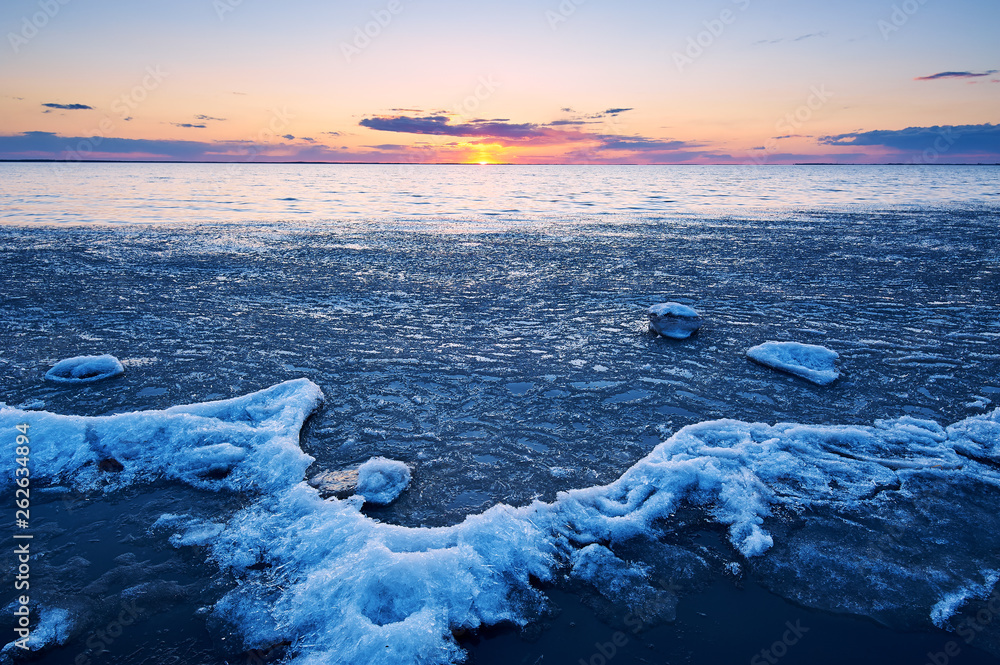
left=2, top=160, right=999, bottom=166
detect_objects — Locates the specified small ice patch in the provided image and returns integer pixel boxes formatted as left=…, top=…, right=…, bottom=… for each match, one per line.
left=2, top=606, right=72, bottom=654
left=44, top=354, right=124, bottom=384
left=153, top=514, right=225, bottom=547
left=356, top=457, right=411, bottom=505
left=967, top=395, right=992, bottom=410
left=648, top=302, right=703, bottom=339
left=746, top=341, right=840, bottom=386
left=930, top=570, right=1000, bottom=627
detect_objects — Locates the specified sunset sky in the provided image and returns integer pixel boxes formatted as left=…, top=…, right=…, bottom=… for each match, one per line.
left=1, top=0, right=997, bottom=164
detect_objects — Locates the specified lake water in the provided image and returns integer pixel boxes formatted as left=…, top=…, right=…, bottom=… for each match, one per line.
left=1, top=164, right=999, bottom=665
left=1, top=162, right=998, bottom=226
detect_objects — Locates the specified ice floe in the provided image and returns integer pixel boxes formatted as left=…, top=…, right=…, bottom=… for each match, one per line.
left=746, top=341, right=840, bottom=385
left=355, top=457, right=411, bottom=505
left=0, top=378, right=322, bottom=493
left=43, top=354, right=124, bottom=384
left=647, top=303, right=702, bottom=339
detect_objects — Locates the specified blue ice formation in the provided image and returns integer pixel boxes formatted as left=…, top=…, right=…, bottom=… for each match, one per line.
left=356, top=457, right=411, bottom=505
left=647, top=302, right=702, bottom=339
left=746, top=341, right=840, bottom=385
left=43, top=354, right=124, bottom=384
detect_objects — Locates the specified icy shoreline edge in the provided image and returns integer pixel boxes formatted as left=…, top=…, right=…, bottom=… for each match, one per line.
left=3, top=379, right=999, bottom=664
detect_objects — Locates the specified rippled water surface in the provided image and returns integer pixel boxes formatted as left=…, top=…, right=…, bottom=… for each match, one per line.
left=1, top=162, right=998, bottom=225
left=3, top=209, right=998, bottom=523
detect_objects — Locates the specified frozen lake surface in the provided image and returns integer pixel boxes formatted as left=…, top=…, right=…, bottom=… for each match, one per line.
left=1, top=164, right=999, bottom=664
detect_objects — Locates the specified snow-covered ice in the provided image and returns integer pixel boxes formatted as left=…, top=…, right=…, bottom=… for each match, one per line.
left=43, top=354, right=124, bottom=384
left=355, top=457, right=411, bottom=505
left=0, top=378, right=322, bottom=493
left=4, top=380, right=1000, bottom=664
left=746, top=341, right=840, bottom=385
left=648, top=302, right=703, bottom=339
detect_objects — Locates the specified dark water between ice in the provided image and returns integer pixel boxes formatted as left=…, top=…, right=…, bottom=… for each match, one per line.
left=1, top=164, right=999, bottom=664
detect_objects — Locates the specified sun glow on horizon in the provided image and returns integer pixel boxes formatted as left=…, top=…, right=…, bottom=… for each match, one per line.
left=465, top=142, right=507, bottom=165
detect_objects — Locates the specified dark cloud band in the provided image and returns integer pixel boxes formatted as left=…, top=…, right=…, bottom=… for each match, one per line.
left=42, top=103, right=93, bottom=110
left=820, top=123, right=1000, bottom=155
left=915, top=70, right=998, bottom=81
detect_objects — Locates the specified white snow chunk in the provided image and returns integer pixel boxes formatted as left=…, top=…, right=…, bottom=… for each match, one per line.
left=356, top=457, right=411, bottom=505
left=0, top=378, right=323, bottom=493
left=746, top=341, right=840, bottom=385
left=648, top=302, right=702, bottom=339
left=2, top=606, right=72, bottom=654
left=44, top=354, right=124, bottom=384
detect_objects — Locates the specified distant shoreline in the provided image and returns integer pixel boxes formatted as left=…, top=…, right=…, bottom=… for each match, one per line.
left=1, top=160, right=998, bottom=166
